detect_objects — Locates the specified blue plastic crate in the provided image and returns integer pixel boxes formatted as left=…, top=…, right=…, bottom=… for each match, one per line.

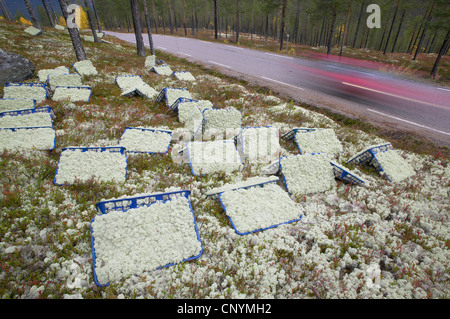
left=155, top=87, right=190, bottom=109
left=114, top=75, right=142, bottom=87
left=53, top=146, right=127, bottom=186
left=119, top=127, right=173, bottom=154
left=201, top=108, right=242, bottom=136
left=205, top=175, right=280, bottom=199
left=4, top=82, right=48, bottom=100
left=0, top=126, right=56, bottom=151
left=91, top=190, right=203, bottom=287
left=0, top=98, right=36, bottom=110
left=0, top=106, right=56, bottom=122
left=171, top=98, right=199, bottom=112
left=281, top=127, right=319, bottom=141
left=330, top=161, right=366, bottom=186
left=217, top=185, right=303, bottom=236
left=278, top=153, right=332, bottom=196
left=346, top=143, right=393, bottom=166
left=237, top=126, right=280, bottom=163
left=52, top=86, right=92, bottom=102
left=186, top=140, right=244, bottom=176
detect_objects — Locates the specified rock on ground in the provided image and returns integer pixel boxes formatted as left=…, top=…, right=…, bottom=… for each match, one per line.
left=0, top=49, right=35, bottom=86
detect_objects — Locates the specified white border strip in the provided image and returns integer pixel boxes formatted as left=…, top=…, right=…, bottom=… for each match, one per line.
left=342, top=82, right=448, bottom=110
left=208, top=61, right=232, bottom=69
left=261, top=76, right=304, bottom=90
left=367, top=108, right=450, bottom=136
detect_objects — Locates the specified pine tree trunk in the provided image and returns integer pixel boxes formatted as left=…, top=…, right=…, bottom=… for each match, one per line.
left=293, top=0, right=301, bottom=43
left=352, top=1, right=364, bottom=48
left=235, top=0, right=240, bottom=43
left=413, top=1, right=435, bottom=60
left=265, top=14, right=269, bottom=42
left=167, top=0, right=174, bottom=34
left=84, top=0, right=99, bottom=42
left=340, top=0, right=352, bottom=56
left=90, top=0, right=102, bottom=32
left=58, top=0, right=87, bottom=61
left=152, top=0, right=158, bottom=33
left=48, top=0, right=59, bottom=23
left=409, top=2, right=432, bottom=54
left=279, top=0, right=287, bottom=51
left=214, top=0, right=218, bottom=39
left=24, top=0, right=41, bottom=30
left=142, top=0, right=155, bottom=55
left=377, top=9, right=392, bottom=51
left=426, top=31, right=438, bottom=53
left=0, top=0, right=13, bottom=21
left=182, top=0, right=187, bottom=36
left=431, top=29, right=450, bottom=79
left=383, top=0, right=401, bottom=55
left=130, top=0, right=146, bottom=57
left=391, top=8, right=406, bottom=53
left=406, top=19, right=419, bottom=54
left=327, top=6, right=337, bottom=55
left=42, top=0, right=55, bottom=27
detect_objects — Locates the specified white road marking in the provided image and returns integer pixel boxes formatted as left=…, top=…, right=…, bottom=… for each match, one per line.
left=225, top=45, right=244, bottom=50
left=157, top=46, right=167, bottom=50
left=367, top=108, right=450, bottom=136
left=208, top=61, right=232, bottom=69
left=327, top=65, right=376, bottom=76
left=264, top=53, right=294, bottom=60
left=437, top=87, right=450, bottom=92
left=178, top=52, right=192, bottom=57
left=261, top=76, right=305, bottom=90
left=342, top=82, right=448, bottom=109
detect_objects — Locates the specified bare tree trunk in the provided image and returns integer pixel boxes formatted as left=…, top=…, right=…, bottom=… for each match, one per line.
left=130, top=0, right=146, bottom=57
left=340, top=0, right=352, bottom=56
left=151, top=0, right=158, bottom=33
left=213, top=0, right=218, bottom=39
left=182, top=0, right=187, bottom=36
left=191, top=5, right=195, bottom=36
left=426, top=31, right=438, bottom=53
left=406, top=19, right=419, bottom=54
left=24, top=0, right=41, bottom=30
left=377, top=9, right=392, bottom=51
left=58, top=0, right=87, bottom=61
left=235, top=0, right=240, bottom=43
left=413, top=1, right=435, bottom=60
left=265, top=14, right=269, bottom=42
left=167, top=0, right=174, bottom=34
left=431, top=29, right=450, bottom=79
left=383, top=0, right=401, bottom=55
left=352, top=1, right=364, bottom=48
left=279, top=0, right=287, bottom=51
left=409, top=2, right=432, bottom=54
left=47, top=0, right=58, bottom=22
left=42, top=0, right=55, bottom=27
left=90, top=0, right=102, bottom=32
left=84, top=0, right=99, bottom=42
left=0, top=0, right=13, bottom=21
left=327, top=6, right=337, bottom=55
left=293, top=0, right=301, bottom=43
left=391, top=9, right=406, bottom=53
left=142, top=0, right=155, bottom=55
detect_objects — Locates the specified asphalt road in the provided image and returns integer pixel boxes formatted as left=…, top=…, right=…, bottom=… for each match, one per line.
left=106, top=31, right=450, bottom=147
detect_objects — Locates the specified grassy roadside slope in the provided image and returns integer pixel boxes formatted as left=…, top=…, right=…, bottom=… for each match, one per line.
left=0, top=21, right=448, bottom=299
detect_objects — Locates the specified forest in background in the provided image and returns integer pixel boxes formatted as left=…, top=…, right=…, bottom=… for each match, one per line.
left=1, top=0, right=449, bottom=79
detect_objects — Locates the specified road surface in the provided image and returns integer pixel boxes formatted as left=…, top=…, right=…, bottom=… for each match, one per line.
left=106, top=31, right=450, bottom=147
